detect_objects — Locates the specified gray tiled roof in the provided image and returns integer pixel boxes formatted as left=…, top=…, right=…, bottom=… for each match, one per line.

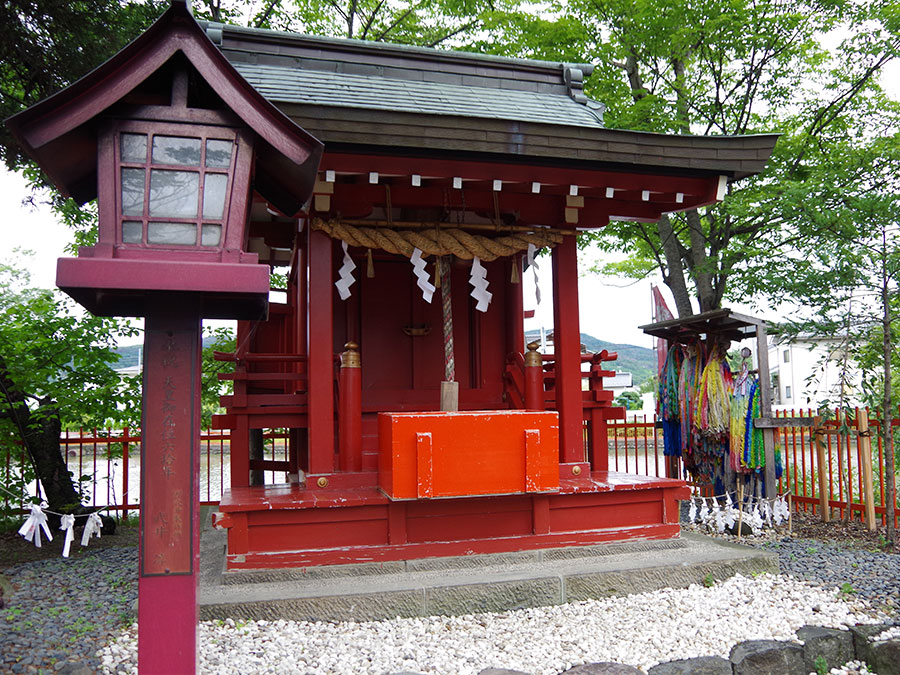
left=233, top=62, right=605, bottom=128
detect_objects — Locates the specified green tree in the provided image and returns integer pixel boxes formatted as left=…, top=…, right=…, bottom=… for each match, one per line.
left=0, top=260, right=140, bottom=517
left=556, top=0, right=900, bottom=317
left=615, top=389, right=644, bottom=410
left=777, top=118, right=900, bottom=543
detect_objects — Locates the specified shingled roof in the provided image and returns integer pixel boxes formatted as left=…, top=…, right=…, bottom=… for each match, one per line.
left=201, top=21, right=776, bottom=181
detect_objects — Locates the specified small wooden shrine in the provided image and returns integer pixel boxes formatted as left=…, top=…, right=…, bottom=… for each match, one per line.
left=200, top=22, right=778, bottom=568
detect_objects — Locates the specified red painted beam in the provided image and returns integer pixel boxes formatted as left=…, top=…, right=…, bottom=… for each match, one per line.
left=551, top=235, right=584, bottom=463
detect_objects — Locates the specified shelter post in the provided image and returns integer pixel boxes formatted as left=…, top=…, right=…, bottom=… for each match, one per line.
left=307, top=228, right=335, bottom=475
left=551, top=235, right=584, bottom=465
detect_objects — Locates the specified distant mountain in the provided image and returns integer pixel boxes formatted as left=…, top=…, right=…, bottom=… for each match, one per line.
left=113, top=337, right=220, bottom=371
left=525, top=331, right=656, bottom=387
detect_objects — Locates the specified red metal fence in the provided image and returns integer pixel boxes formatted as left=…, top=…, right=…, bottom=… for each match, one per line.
left=2, top=409, right=898, bottom=524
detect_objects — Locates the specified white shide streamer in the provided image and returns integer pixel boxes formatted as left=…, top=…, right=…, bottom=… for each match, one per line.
left=410, top=248, right=435, bottom=303
left=526, top=243, right=541, bottom=305
left=334, top=241, right=357, bottom=300
left=468, top=256, right=492, bottom=312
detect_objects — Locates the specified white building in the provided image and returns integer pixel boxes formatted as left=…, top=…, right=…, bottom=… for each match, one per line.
left=767, top=335, right=862, bottom=411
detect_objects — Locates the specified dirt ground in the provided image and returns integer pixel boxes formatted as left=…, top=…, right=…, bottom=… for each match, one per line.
left=0, top=519, right=139, bottom=572
left=785, top=507, right=900, bottom=553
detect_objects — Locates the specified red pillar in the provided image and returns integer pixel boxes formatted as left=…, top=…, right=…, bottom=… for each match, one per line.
left=552, top=235, right=584, bottom=463
left=338, top=342, right=362, bottom=472
left=307, top=228, right=335, bottom=474
left=138, top=302, right=201, bottom=674
left=524, top=341, right=545, bottom=411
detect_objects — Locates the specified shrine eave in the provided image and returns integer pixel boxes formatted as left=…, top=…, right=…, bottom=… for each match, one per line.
left=639, top=308, right=768, bottom=343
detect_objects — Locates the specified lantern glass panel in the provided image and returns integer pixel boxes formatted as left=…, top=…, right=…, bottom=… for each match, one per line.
left=122, top=221, right=143, bottom=243
left=202, top=173, right=228, bottom=219
left=149, top=170, right=199, bottom=218
left=121, top=168, right=145, bottom=216
left=152, top=136, right=202, bottom=166
left=121, top=133, right=147, bottom=162
left=201, top=224, right=221, bottom=246
left=206, top=139, right=233, bottom=168
left=148, top=222, right=197, bottom=246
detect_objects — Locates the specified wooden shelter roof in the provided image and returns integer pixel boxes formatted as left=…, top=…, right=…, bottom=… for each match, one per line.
left=639, top=308, right=767, bottom=343
left=204, top=21, right=778, bottom=181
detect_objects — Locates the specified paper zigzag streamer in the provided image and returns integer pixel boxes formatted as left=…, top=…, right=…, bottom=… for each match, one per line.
left=18, top=504, right=52, bottom=548
left=526, top=243, right=541, bottom=305
left=410, top=248, right=435, bottom=303
left=469, top=256, right=492, bottom=312
left=334, top=240, right=357, bottom=300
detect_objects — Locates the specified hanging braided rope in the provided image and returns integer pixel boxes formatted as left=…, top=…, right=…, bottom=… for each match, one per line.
left=440, top=256, right=455, bottom=382
left=311, top=217, right=562, bottom=261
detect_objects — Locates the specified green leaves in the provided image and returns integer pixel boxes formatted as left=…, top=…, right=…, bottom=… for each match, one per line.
left=0, top=260, right=140, bottom=431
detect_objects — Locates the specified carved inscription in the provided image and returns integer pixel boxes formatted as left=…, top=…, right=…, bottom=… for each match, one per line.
left=141, top=330, right=194, bottom=576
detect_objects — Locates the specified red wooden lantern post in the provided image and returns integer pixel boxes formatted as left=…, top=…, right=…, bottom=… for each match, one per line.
left=6, top=2, right=321, bottom=672
left=339, top=342, right=363, bottom=472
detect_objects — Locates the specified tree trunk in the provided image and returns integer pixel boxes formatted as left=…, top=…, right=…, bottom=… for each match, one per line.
left=685, top=209, right=717, bottom=312
left=657, top=214, right=694, bottom=317
left=1, top=358, right=82, bottom=514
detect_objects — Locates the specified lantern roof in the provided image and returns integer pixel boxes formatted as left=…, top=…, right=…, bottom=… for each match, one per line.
left=6, top=0, right=323, bottom=217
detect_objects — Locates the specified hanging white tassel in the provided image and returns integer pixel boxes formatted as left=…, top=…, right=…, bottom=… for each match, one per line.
left=713, top=502, right=726, bottom=533
left=468, top=256, right=492, bottom=312
left=59, top=514, right=76, bottom=558
left=688, top=498, right=697, bottom=524
left=18, top=504, right=53, bottom=548
left=334, top=241, right=357, bottom=300
left=750, top=502, right=763, bottom=531
left=699, top=498, right=710, bottom=523
left=724, top=501, right=736, bottom=529
left=81, top=512, right=103, bottom=547
left=410, top=248, right=435, bottom=303
left=762, top=499, right=773, bottom=527
left=526, top=243, right=541, bottom=305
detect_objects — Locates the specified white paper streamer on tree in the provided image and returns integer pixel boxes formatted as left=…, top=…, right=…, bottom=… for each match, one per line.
left=468, top=256, right=492, bottom=312
left=688, top=499, right=697, bottom=523
left=334, top=240, right=357, bottom=300
left=526, top=243, right=541, bottom=305
left=59, top=514, right=76, bottom=558
left=18, top=504, right=52, bottom=548
left=81, top=512, right=103, bottom=547
left=410, top=248, right=435, bottom=303
left=699, top=498, right=710, bottom=524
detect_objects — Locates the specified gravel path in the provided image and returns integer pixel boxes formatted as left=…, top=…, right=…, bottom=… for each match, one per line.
left=1, top=547, right=137, bottom=674
left=2, top=533, right=898, bottom=674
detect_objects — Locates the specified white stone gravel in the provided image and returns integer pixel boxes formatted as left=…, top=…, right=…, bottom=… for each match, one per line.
left=98, top=573, right=890, bottom=675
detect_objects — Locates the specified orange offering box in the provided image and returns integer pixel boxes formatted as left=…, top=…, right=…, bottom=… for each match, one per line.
left=378, top=410, right=560, bottom=500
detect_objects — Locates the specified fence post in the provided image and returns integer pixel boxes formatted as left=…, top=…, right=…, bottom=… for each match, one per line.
left=858, top=408, right=876, bottom=531
left=122, top=426, right=130, bottom=520
left=813, top=416, right=829, bottom=522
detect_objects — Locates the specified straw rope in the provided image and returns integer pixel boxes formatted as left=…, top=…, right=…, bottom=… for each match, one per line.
left=311, top=217, right=562, bottom=261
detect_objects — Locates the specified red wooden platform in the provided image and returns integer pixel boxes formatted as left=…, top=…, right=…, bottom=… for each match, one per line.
left=214, top=471, right=689, bottom=569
